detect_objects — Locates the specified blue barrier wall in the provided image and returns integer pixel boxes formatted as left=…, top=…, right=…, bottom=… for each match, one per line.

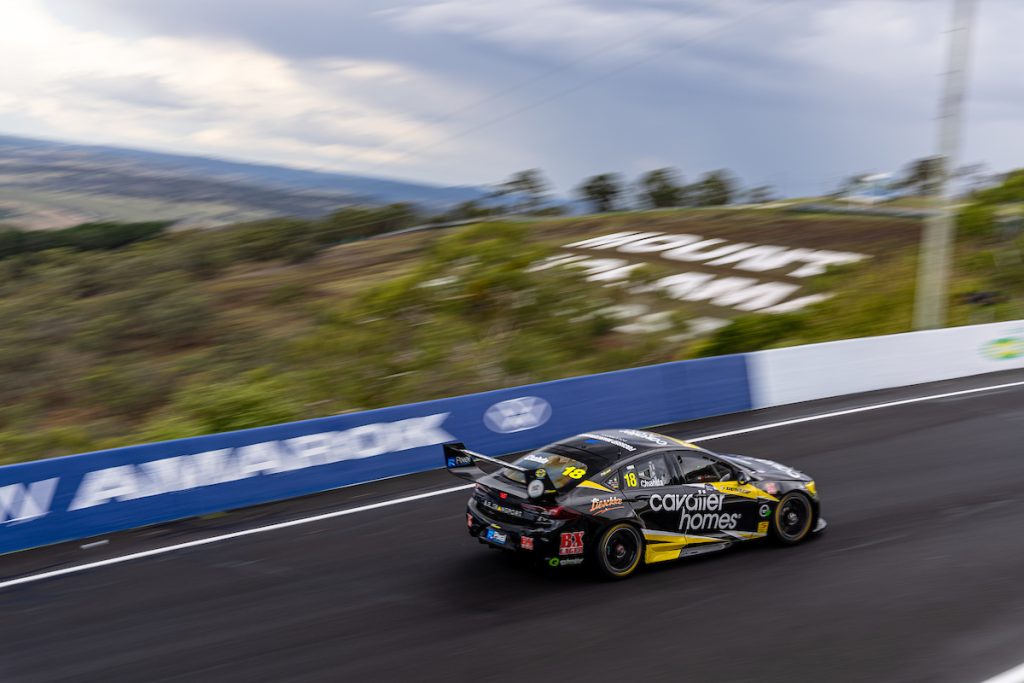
left=0, top=355, right=750, bottom=555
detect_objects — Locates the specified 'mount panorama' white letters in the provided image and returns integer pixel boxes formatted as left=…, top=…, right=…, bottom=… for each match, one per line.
left=566, top=232, right=867, bottom=278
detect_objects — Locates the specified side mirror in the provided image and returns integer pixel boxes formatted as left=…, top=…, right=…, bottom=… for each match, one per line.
left=736, top=470, right=750, bottom=485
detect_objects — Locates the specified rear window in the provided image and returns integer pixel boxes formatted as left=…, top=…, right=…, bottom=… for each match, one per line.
left=502, top=449, right=595, bottom=491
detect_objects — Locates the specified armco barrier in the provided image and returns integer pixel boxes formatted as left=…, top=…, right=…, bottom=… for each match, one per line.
left=749, top=319, right=1024, bottom=408
left=0, top=355, right=750, bottom=555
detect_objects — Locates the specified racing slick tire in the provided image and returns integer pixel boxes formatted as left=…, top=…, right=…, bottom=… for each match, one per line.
left=590, top=523, right=643, bottom=580
left=770, top=492, right=814, bottom=545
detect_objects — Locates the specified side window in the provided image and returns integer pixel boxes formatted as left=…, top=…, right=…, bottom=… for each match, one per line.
left=621, top=456, right=670, bottom=490
left=676, top=454, right=731, bottom=484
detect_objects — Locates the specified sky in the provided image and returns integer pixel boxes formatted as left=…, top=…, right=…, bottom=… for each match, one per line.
left=0, top=0, right=1020, bottom=197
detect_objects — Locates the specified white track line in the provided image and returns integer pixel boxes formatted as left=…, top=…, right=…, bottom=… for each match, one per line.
left=980, top=662, right=1024, bottom=683
left=2, top=378, right=1023, bottom=591
left=688, top=379, right=1024, bottom=443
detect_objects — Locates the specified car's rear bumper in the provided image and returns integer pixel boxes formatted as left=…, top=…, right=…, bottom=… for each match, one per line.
left=466, top=499, right=586, bottom=566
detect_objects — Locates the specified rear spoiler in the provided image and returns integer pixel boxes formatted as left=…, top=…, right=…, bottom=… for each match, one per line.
left=442, top=442, right=556, bottom=499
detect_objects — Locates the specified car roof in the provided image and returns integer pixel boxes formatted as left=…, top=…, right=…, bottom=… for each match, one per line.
left=552, top=429, right=698, bottom=463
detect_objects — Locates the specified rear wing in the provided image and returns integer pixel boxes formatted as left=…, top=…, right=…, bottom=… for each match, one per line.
left=442, top=442, right=556, bottom=499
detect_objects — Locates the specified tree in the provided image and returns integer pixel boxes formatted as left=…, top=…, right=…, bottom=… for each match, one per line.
left=442, top=200, right=503, bottom=222
left=492, top=169, right=551, bottom=213
left=693, top=170, right=736, bottom=206
left=577, top=173, right=623, bottom=213
left=637, top=168, right=686, bottom=208
left=896, top=156, right=943, bottom=196
left=744, top=185, right=777, bottom=204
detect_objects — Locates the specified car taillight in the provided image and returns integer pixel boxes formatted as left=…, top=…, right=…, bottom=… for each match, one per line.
left=538, top=505, right=581, bottom=520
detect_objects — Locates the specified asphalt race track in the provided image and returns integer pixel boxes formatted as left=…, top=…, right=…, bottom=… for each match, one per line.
left=2, top=372, right=1024, bottom=683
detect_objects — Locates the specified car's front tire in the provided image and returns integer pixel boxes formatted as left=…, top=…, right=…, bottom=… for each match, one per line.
left=591, top=523, right=643, bottom=580
left=770, top=492, right=814, bottom=545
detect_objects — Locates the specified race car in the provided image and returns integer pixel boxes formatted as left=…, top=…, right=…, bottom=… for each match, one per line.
left=444, top=428, right=825, bottom=579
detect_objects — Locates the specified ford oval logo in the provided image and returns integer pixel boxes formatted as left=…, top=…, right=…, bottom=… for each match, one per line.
left=484, top=396, right=552, bottom=434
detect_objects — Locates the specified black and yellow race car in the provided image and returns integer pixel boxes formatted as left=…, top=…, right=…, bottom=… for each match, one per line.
left=444, top=429, right=825, bottom=579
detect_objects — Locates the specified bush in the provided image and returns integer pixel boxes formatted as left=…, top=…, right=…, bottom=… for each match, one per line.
left=957, top=203, right=996, bottom=240
left=170, top=371, right=306, bottom=434
left=695, top=313, right=807, bottom=357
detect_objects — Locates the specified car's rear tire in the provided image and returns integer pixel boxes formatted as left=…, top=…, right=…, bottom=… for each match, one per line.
left=591, top=523, right=643, bottom=580
left=770, top=492, right=814, bottom=545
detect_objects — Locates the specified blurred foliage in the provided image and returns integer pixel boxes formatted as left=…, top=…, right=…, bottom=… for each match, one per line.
left=293, top=222, right=673, bottom=409
left=6, top=180, right=1024, bottom=465
left=0, top=221, right=170, bottom=259
left=0, top=216, right=675, bottom=463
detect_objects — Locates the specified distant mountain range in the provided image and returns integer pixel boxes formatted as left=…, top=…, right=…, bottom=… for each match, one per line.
left=0, top=134, right=486, bottom=229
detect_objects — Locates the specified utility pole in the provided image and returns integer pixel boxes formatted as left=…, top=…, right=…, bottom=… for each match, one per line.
left=913, top=0, right=977, bottom=330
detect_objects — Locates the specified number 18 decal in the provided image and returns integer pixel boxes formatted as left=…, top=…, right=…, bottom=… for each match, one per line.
left=562, top=466, right=586, bottom=479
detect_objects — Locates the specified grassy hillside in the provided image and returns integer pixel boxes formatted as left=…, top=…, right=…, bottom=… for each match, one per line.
left=0, top=196, right=1020, bottom=465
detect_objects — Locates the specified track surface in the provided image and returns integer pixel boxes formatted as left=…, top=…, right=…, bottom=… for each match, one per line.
left=3, top=374, right=1024, bottom=682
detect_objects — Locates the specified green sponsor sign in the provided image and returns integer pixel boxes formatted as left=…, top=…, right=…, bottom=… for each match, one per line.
left=981, top=337, right=1024, bottom=360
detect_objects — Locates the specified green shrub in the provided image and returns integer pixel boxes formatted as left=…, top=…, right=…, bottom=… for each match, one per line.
left=695, top=313, right=807, bottom=357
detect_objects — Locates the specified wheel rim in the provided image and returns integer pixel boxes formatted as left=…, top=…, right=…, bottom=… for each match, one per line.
left=605, top=527, right=639, bottom=573
left=777, top=495, right=812, bottom=541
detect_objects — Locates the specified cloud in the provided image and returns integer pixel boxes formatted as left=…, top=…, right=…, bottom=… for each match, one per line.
left=0, top=1, right=466, bottom=174
left=3, top=0, right=1023, bottom=197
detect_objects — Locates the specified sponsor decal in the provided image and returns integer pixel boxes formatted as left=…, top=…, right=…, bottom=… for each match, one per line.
left=561, top=466, right=586, bottom=480
left=548, top=557, right=560, bottom=567
left=521, top=453, right=549, bottom=465
left=559, top=531, right=585, bottom=556
left=535, top=469, right=547, bottom=479
left=639, top=477, right=666, bottom=488
left=558, top=557, right=584, bottom=566
left=981, top=336, right=1024, bottom=360
left=650, top=493, right=741, bottom=531
left=589, top=496, right=624, bottom=515
left=759, top=504, right=771, bottom=518
left=580, top=433, right=636, bottom=452
left=0, top=479, right=59, bottom=524
left=520, top=536, right=534, bottom=550
left=483, top=396, right=552, bottom=434
left=69, top=413, right=454, bottom=511
left=761, top=482, right=780, bottom=496
left=617, top=429, right=670, bottom=446
left=446, top=454, right=473, bottom=468
left=482, top=499, right=523, bottom=518
left=757, top=521, right=769, bottom=534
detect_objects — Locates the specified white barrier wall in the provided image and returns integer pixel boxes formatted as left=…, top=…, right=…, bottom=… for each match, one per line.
left=749, top=320, right=1024, bottom=408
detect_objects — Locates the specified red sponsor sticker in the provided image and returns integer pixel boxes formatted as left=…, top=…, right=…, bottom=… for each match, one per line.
left=520, top=536, right=534, bottom=551
left=559, top=531, right=584, bottom=556
left=467, top=513, right=474, bottom=528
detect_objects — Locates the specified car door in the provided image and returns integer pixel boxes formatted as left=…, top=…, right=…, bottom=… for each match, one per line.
left=618, top=453, right=676, bottom=533
left=664, top=451, right=761, bottom=542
